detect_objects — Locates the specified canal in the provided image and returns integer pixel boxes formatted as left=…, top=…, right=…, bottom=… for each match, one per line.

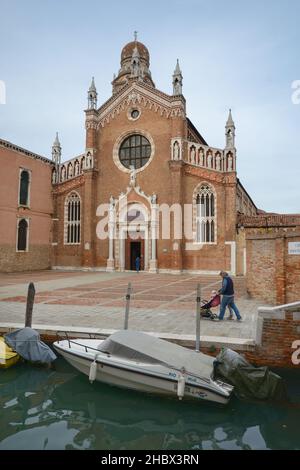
left=0, top=357, right=299, bottom=450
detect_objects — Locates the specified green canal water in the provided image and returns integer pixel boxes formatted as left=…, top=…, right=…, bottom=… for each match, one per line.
left=0, top=357, right=299, bottom=450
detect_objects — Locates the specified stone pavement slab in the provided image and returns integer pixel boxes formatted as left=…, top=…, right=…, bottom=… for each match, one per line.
left=0, top=271, right=268, bottom=340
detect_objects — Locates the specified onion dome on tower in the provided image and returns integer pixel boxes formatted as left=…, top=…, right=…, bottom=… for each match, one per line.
left=112, top=33, right=155, bottom=94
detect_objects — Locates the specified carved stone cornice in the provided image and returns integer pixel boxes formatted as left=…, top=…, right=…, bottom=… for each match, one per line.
left=184, top=164, right=236, bottom=185
left=52, top=175, right=85, bottom=195
left=96, top=83, right=185, bottom=129
left=85, top=121, right=98, bottom=130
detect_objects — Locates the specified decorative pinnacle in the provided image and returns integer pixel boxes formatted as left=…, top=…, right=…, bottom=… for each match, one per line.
left=134, top=30, right=138, bottom=42
left=53, top=132, right=60, bottom=147
left=174, top=59, right=181, bottom=74
left=226, top=108, right=235, bottom=127
left=89, top=76, right=97, bottom=92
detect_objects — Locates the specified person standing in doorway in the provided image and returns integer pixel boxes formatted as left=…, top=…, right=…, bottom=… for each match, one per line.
left=135, top=256, right=140, bottom=273
left=218, top=271, right=242, bottom=321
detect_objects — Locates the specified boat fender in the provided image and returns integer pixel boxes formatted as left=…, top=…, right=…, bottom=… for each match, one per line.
left=89, top=355, right=99, bottom=383
left=177, top=371, right=186, bottom=400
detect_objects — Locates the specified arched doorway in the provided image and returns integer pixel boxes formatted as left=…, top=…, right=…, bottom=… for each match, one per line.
left=125, top=207, right=146, bottom=270
left=119, top=203, right=149, bottom=271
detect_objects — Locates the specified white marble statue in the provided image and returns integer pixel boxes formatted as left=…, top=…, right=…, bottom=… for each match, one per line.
left=199, top=150, right=204, bottom=166
left=129, top=165, right=136, bottom=187
left=190, top=147, right=196, bottom=164
left=151, top=194, right=157, bottom=204
left=207, top=152, right=212, bottom=168
left=173, top=141, right=180, bottom=160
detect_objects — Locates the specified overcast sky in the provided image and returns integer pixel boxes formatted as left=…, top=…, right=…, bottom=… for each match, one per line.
left=1, top=0, right=299, bottom=213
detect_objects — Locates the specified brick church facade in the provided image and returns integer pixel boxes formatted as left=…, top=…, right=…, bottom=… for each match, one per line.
left=50, top=38, right=257, bottom=275
left=1, top=37, right=299, bottom=288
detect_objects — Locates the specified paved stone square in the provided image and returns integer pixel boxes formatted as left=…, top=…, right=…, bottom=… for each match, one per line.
left=0, top=271, right=268, bottom=340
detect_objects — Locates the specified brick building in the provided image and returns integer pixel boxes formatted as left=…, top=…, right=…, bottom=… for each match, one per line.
left=1, top=37, right=299, bottom=284
left=0, top=139, right=53, bottom=272
left=50, top=38, right=257, bottom=274
left=238, top=213, right=300, bottom=305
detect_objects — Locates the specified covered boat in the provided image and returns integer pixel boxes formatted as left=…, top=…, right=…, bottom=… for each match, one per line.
left=53, top=330, right=233, bottom=404
left=213, top=348, right=286, bottom=401
left=4, top=327, right=57, bottom=365
left=0, top=337, right=20, bottom=369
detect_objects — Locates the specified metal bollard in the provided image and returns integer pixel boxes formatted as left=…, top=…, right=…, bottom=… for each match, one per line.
left=195, top=284, right=201, bottom=352
left=124, top=282, right=132, bottom=330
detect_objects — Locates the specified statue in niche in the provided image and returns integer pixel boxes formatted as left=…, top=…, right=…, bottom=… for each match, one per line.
left=216, top=154, right=221, bottom=171
left=173, top=141, right=180, bottom=160
left=86, top=152, right=93, bottom=169
left=68, top=164, right=73, bottom=178
left=75, top=160, right=80, bottom=175
left=207, top=152, right=212, bottom=168
left=190, top=147, right=196, bottom=164
left=151, top=194, right=157, bottom=204
left=61, top=166, right=66, bottom=181
left=199, top=149, right=204, bottom=166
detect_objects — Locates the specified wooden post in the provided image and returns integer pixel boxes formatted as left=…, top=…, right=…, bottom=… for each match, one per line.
left=25, top=282, right=35, bottom=328
left=124, top=282, right=132, bottom=330
left=195, top=284, right=201, bottom=352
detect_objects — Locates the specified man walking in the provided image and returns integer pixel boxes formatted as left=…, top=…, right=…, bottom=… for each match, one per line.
left=135, top=256, right=140, bottom=273
left=217, top=271, right=242, bottom=321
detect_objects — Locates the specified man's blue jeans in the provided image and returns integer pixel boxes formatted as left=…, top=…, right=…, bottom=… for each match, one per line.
left=219, top=295, right=241, bottom=320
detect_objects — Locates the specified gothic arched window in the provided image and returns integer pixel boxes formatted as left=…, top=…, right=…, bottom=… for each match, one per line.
left=119, top=134, right=151, bottom=169
left=17, top=219, right=28, bottom=251
left=19, top=170, right=30, bottom=206
left=195, top=184, right=216, bottom=243
left=64, top=192, right=81, bottom=244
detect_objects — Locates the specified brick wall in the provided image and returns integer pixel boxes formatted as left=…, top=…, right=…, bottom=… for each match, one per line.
left=245, top=230, right=300, bottom=305
left=0, top=143, right=53, bottom=273
left=252, top=303, right=300, bottom=368
left=0, top=245, right=51, bottom=272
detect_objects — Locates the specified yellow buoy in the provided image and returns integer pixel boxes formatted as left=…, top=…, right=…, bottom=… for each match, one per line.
left=0, top=336, right=20, bottom=369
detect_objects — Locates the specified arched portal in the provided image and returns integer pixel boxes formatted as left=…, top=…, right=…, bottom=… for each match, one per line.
left=119, top=202, right=150, bottom=271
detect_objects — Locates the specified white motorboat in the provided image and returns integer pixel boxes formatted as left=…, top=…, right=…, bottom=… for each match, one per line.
left=53, top=330, right=233, bottom=404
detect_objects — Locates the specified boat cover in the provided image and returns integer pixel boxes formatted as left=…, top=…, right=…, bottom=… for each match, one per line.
left=4, top=327, right=57, bottom=364
left=98, top=330, right=214, bottom=380
left=213, top=348, right=286, bottom=401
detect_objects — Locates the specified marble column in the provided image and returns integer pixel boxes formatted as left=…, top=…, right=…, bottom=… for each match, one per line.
left=149, top=197, right=158, bottom=272
left=106, top=197, right=115, bottom=271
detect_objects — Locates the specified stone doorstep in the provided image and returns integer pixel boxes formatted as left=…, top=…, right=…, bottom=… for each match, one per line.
left=0, top=322, right=256, bottom=351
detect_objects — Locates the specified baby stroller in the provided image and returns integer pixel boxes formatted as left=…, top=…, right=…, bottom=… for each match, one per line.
left=200, top=294, right=220, bottom=320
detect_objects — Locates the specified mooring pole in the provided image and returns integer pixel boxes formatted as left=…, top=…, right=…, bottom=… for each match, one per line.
left=124, top=282, right=132, bottom=330
left=25, top=282, right=35, bottom=328
left=195, top=283, right=201, bottom=352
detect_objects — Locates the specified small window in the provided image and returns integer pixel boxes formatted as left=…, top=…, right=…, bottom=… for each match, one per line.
left=17, top=219, right=28, bottom=251
left=131, top=109, right=140, bottom=119
left=19, top=170, right=30, bottom=206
